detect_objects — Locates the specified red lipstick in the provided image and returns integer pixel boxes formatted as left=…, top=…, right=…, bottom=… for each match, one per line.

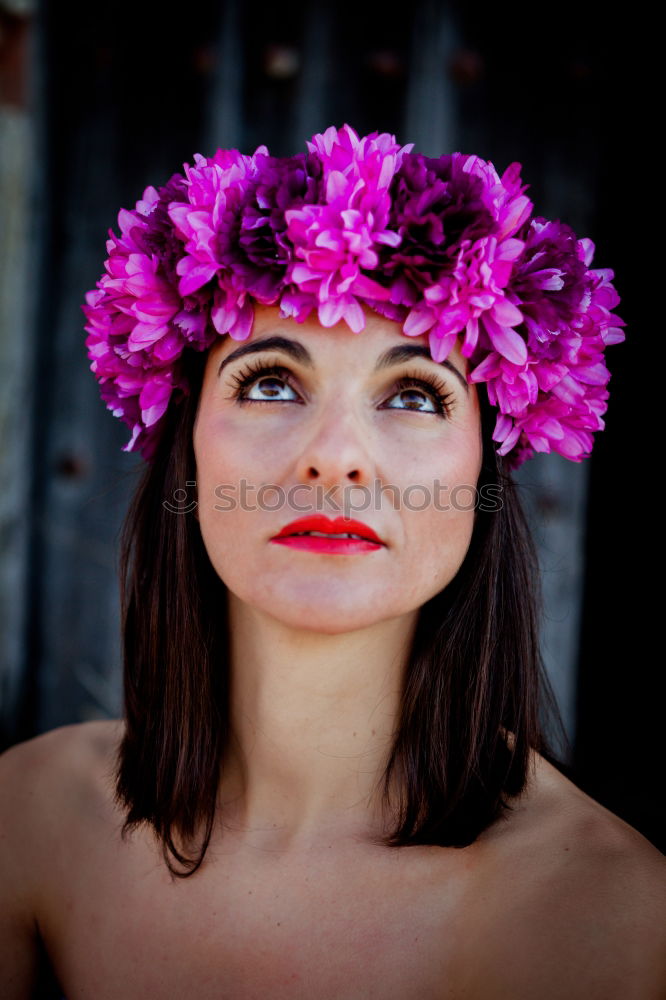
left=270, top=514, right=385, bottom=554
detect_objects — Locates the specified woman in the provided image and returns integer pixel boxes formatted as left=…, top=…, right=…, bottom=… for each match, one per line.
left=1, top=126, right=664, bottom=999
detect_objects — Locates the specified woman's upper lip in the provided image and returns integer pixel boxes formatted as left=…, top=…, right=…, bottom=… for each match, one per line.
left=272, top=515, right=385, bottom=545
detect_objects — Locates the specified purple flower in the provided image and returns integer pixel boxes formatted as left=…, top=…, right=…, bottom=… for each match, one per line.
left=394, top=157, right=532, bottom=366
left=234, top=152, right=323, bottom=302
left=509, top=219, right=590, bottom=356
left=380, top=153, right=497, bottom=295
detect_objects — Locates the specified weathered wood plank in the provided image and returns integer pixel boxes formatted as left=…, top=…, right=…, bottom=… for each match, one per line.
left=0, top=105, right=32, bottom=744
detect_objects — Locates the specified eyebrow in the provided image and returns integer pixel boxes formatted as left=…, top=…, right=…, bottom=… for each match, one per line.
left=217, top=335, right=469, bottom=393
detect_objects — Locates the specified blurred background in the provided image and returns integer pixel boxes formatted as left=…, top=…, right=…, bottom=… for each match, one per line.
left=1, top=0, right=661, bottom=850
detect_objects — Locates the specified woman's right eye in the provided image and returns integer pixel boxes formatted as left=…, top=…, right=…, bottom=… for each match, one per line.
left=229, top=363, right=301, bottom=403
left=244, top=375, right=298, bottom=402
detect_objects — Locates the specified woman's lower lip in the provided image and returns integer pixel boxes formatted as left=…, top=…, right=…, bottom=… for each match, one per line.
left=270, top=535, right=383, bottom=554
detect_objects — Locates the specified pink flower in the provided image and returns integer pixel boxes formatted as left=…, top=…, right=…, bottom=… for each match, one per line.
left=168, top=150, right=255, bottom=293
left=168, top=148, right=265, bottom=339
left=285, top=125, right=407, bottom=332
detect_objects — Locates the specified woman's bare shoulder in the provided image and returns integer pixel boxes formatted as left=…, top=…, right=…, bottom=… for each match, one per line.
left=482, top=749, right=666, bottom=997
left=0, top=718, right=122, bottom=777
left=526, top=750, right=665, bottom=863
left=0, top=720, right=124, bottom=839
left=1, top=721, right=128, bottom=925
left=488, top=749, right=664, bottom=900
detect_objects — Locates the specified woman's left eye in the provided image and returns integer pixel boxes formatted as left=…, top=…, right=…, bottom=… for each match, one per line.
left=383, top=377, right=453, bottom=417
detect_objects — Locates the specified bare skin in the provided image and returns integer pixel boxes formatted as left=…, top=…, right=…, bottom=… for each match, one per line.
left=1, top=719, right=665, bottom=1000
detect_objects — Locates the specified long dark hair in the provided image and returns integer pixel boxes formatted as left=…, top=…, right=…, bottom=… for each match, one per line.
left=116, top=346, right=568, bottom=876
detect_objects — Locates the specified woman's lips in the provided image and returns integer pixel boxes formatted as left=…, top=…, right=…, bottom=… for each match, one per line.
left=270, top=514, right=385, bottom=553
left=271, top=535, right=382, bottom=554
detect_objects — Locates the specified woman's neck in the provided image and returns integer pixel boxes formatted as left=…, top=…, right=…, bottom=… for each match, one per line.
left=217, top=593, right=418, bottom=852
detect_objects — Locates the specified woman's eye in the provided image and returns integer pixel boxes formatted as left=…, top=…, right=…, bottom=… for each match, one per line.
left=229, top=363, right=301, bottom=403
left=386, top=387, right=438, bottom=413
left=384, top=378, right=451, bottom=416
left=244, top=375, right=298, bottom=402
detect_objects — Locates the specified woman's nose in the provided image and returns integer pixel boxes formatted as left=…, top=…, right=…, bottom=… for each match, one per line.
left=294, top=400, right=373, bottom=487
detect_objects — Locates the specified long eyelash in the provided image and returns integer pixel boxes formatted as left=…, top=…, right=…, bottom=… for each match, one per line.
left=392, top=369, right=455, bottom=416
left=227, top=359, right=297, bottom=402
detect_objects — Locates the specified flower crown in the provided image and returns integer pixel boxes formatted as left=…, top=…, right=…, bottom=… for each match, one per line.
left=83, top=124, right=624, bottom=466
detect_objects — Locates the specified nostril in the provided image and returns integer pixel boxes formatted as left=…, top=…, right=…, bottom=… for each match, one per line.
left=306, top=467, right=360, bottom=481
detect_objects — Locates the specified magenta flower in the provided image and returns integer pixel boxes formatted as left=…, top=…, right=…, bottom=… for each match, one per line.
left=168, top=148, right=263, bottom=340
left=285, top=125, right=407, bottom=332
left=168, top=150, right=255, bottom=292
left=468, top=224, right=624, bottom=466
left=83, top=174, right=210, bottom=457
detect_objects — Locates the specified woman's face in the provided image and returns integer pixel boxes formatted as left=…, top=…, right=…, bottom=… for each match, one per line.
left=193, top=304, right=483, bottom=633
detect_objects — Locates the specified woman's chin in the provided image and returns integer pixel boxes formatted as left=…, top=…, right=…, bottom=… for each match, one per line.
left=228, top=580, right=411, bottom=636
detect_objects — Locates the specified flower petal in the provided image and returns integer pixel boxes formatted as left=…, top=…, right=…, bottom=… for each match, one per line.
left=483, top=315, right=528, bottom=365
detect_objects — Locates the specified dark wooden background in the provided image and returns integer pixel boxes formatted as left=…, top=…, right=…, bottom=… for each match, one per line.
left=1, top=0, right=661, bottom=851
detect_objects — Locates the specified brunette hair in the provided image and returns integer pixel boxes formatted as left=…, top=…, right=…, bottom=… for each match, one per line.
left=116, top=346, right=569, bottom=876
